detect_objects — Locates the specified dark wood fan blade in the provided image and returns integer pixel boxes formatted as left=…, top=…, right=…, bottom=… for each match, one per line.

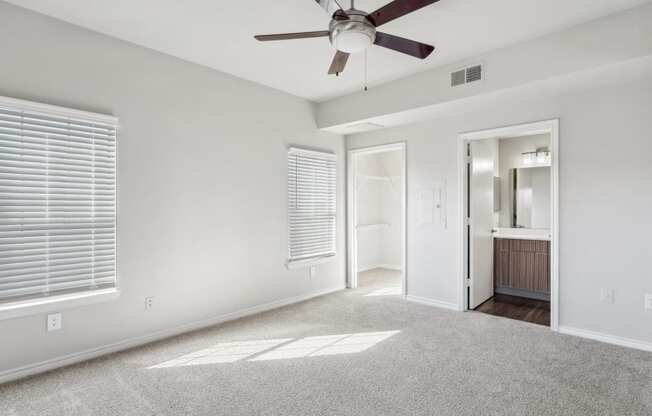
left=366, top=0, right=440, bottom=27
left=254, top=31, right=330, bottom=41
left=328, top=51, right=350, bottom=74
left=315, top=0, right=350, bottom=20
left=374, top=32, right=434, bottom=59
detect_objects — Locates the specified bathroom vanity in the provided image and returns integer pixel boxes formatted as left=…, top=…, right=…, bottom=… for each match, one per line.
left=490, top=161, right=552, bottom=301
left=493, top=228, right=550, bottom=300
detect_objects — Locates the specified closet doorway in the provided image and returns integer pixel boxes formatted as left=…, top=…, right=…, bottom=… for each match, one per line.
left=347, top=143, right=406, bottom=295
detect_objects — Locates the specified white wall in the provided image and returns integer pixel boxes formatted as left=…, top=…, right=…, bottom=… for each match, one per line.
left=0, top=2, right=345, bottom=375
left=347, top=78, right=652, bottom=345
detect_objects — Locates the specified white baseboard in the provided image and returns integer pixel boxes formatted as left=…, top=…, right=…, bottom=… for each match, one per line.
left=405, top=295, right=460, bottom=311
left=357, top=264, right=403, bottom=273
left=378, top=264, right=402, bottom=271
left=0, top=285, right=346, bottom=385
left=558, top=326, right=652, bottom=353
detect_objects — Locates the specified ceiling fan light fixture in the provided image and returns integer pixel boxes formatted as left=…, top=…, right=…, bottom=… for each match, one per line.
left=330, top=17, right=376, bottom=54
left=333, top=28, right=374, bottom=53
left=255, top=0, right=441, bottom=75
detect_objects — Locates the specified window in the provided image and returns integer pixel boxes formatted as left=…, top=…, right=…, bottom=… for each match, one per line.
left=287, top=147, right=336, bottom=267
left=0, top=97, right=117, bottom=311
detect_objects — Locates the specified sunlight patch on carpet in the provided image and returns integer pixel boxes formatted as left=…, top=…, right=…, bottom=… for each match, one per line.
left=365, top=287, right=402, bottom=296
left=149, top=338, right=291, bottom=368
left=149, top=331, right=400, bottom=368
left=250, top=331, right=400, bottom=361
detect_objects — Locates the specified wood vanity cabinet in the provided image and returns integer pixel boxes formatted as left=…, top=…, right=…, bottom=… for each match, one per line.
left=494, top=238, right=550, bottom=297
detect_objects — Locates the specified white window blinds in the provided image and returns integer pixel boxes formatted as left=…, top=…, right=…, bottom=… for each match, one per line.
left=288, top=147, right=336, bottom=264
left=0, top=98, right=117, bottom=304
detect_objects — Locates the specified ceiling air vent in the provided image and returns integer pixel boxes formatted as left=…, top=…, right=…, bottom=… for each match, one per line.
left=451, top=69, right=466, bottom=87
left=451, top=64, right=483, bottom=87
left=466, top=65, right=482, bottom=83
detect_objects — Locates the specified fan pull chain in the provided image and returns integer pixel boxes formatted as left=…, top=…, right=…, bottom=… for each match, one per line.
left=364, top=49, right=368, bottom=92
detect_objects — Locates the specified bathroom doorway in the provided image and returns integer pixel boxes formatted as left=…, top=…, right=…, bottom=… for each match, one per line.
left=347, top=143, right=406, bottom=295
left=459, top=120, right=559, bottom=329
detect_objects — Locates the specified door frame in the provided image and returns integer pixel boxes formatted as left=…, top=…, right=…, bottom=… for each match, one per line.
left=457, top=120, right=560, bottom=330
left=347, top=142, right=407, bottom=295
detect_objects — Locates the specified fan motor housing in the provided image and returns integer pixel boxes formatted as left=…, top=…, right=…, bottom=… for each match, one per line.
left=329, top=10, right=376, bottom=54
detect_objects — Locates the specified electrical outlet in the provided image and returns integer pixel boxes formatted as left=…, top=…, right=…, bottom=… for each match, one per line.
left=309, top=266, right=317, bottom=278
left=145, top=297, right=155, bottom=310
left=645, top=294, right=652, bottom=311
left=600, top=289, right=615, bottom=304
left=47, top=313, right=62, bottom=332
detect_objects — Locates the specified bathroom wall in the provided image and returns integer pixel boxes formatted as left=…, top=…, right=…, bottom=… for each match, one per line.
left=497, top=135, right=551, bottom=228
left=524, top=167, right=551, bottom=229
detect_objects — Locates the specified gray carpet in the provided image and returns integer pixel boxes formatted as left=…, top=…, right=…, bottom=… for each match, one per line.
left=2, top=268, right=651, bottom=416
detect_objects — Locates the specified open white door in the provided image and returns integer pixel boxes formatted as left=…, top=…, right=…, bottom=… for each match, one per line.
left=469, top=140, right=495, bottom=309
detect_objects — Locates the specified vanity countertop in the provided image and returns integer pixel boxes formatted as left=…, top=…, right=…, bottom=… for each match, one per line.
left=492, top=227, right=551, bottom=241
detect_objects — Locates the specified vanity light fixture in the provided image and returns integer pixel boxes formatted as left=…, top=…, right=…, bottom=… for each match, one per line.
left=522, top=147, right=551, bottom=166
left=522, top=151, right=536, bottom=165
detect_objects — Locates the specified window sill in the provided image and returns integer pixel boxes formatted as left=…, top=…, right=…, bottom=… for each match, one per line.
left=0, top=288, right=120, bottom=321
left=287, top=255, right=336, bottom=270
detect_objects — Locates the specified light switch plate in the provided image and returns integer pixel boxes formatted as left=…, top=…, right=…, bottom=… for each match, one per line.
left=47, top=313, right=62, bottom=331
left=309, top=266, right=317, bottom=278
left=645, top=294, right=652, bottom=311
left=600, top=289, right=615, bottom=304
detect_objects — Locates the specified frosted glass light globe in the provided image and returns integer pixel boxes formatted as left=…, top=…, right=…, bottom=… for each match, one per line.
left=329, top=15, right=376, bottom=54
left=334, top=30, right=373, bottom=53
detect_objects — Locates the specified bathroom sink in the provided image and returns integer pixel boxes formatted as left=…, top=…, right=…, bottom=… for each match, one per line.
left=492, top=227, right=551, bottom=241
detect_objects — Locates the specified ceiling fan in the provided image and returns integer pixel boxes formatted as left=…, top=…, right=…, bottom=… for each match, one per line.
left=254, top=0, right=439, bottom=75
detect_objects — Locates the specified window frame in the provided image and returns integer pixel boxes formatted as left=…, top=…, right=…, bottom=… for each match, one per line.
left=0, top=96, right=120, bottom=321
left=286, top=147, right=337, bottom=269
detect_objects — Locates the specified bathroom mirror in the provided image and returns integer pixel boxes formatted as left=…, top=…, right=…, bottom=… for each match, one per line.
left=509, top=167, right=551, bottom=229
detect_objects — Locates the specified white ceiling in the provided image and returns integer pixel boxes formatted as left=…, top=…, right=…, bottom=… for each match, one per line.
left=6, top=0, right=650, bottom=102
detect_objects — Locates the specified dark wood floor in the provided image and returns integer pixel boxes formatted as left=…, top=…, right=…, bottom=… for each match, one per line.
left=474, top=294, right=550, bottom=326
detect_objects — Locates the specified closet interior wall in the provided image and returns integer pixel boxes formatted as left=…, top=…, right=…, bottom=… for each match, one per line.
left=356, top=151, right=403, bottom=272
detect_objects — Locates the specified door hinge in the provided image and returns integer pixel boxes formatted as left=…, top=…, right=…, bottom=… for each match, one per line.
left=466, top=278, right=471, bottom=287
left=465, top=217, right=471, bottom=226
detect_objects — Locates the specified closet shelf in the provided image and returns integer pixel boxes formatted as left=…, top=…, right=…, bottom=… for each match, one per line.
left=360, top=175, right=392, bottom=183
left=356, top=223, right=391, bottom=231
left=356, top=174, right=400, bottom=195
